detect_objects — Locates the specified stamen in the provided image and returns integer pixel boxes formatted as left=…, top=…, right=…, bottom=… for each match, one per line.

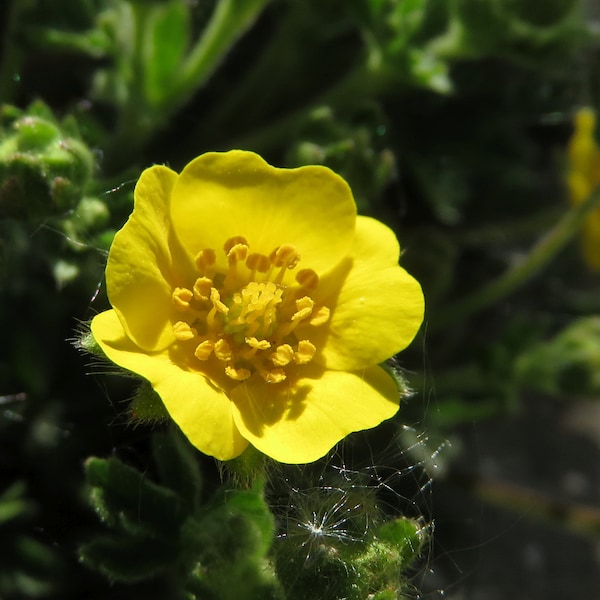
left=246, top=253, right=271, bottom=274
left=194, top=340, right=214, bottom=360
left=214, top=339, right=232, bottom=361
left=210, top=288, right=228, bottom=314
left=173, top=321, right=196, bottom=341
left=296, top=268, right=319, bottom=290
left=270, top=244, right=300, bottom=269
left=292, top=296, right=315, bottom=321
left=224, top=236, right=249, bottom=254
left=261, top=368, right=286, bottom=383
left=193, top=276, right=213, bottom=300
left=225, top=365, right=251, bottom=381
left=227, top=243, right=249, bottom=265
left=207, top=287, right=228, bottom=328
left=310, top=306, right=330, bottom=326
left=271, top=344, right=294, bottom=366
left=295, top=340, right=316, bottom=364
left=195, top=248, right=216, bottom=271
left=245, top=337, right=272, bottom=350
left=172, top=287, right=193, bottom=310
left=171, top=235, right=329, bottom=384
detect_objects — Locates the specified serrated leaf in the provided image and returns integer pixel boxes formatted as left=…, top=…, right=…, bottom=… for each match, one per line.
left=85, top=457, right=186, bottom=539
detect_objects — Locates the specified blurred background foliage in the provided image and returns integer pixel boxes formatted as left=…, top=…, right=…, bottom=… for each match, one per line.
left=1, top=0, right=600, bottom=598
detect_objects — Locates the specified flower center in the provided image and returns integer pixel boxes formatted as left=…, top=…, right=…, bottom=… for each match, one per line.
left=171, top=236, right=330, bottom=384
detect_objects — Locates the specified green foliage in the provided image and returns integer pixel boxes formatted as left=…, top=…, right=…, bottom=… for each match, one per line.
left=273, top=508, right=425, bottom=600
left=3, top=0, right=600, bottom=597
left=0, top=101, right=94, bottom=219
left=515, top=316, right=600, bottom=396
left=81, top=429, right=281, bottom=598
left=0, top=482, right=64, bottom=598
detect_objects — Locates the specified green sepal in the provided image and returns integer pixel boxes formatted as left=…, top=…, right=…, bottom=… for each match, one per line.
left=379, top=359, right=410, bottom=397
left=130, top=380, right=171, bottom=423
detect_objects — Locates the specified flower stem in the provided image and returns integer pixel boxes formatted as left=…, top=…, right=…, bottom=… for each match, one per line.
left=168, top=0, right=270, bottom=106
left=430, top=188, right=600, bottom=331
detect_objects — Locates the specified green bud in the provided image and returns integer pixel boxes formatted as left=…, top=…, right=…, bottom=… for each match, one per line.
left=74, top=326, right=105, bottom=358
left=0, top=103, right=95, bottom=219
left=515, top=317, right=600, bottom=396
left=15, top=116, right=61, bottom=151
left=286, top=105, right=397, bottom=214
left=74, top=196, right=110, bottom=230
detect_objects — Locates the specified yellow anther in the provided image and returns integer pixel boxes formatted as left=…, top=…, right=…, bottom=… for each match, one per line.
left=271, top=344, right=294, bottom=366
left=173, top=321, right=196, bottom=341
left=194, top=340, right=214, bottom=360
left=295, top=340, right=316, bottom=364
left=174, top=235, right=325, bottom=382
left=225, top=365, right=251, bottom=381
left=261, top=368, right=287, bottom=383
left=246, top=253, right=271, bottom=273
left=195, top=248, right=216, bottom=271
left=270, top=244, right=300, bottom=269
left=310, top=306, right=330, bottom=326
left=224, top=236, right=249, bottom=254
left=193, top=276, right=213, bottom=300
left=296, top=268, right=319, bottom=290
left=172, top=287, right=193, bottom=310
left=245, top=337, right=271, bottom=350
left=292, top=296, right=315, bottom=321
left=214, top=339, right=232, bottom=361
left=227, top=243, right=249, bottom=265
left=210, top=287, right=228, bottom=314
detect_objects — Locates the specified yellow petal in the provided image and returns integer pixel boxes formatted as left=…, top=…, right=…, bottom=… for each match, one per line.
left=230, top=364, right=399, bottom=464
left=91, top=310, right=248, bottom=461
left=170, top=150, right=356, bottom=276
left=312, top=216, right=424, bottom=370
left=107, top=165, right=190, bottom=352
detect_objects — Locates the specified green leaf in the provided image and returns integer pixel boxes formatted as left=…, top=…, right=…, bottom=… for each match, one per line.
left=85, top=457, right=186, bottom=539
left=141, top=0, right=191, bottom=106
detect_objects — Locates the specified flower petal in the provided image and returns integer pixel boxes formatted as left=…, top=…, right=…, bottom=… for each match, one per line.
left=311, top=216, right=424, bottom=370
left=230, top=364, right=399, bottom=464
left=91, top=310, right=248, bottom=461
left=170, top=150, right=356, bottom=276
left=107, top=165, right=188, bottom=352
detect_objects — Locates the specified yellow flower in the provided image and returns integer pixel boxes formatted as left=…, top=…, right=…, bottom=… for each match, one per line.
left=91, top=151, right=424, bottom=463
left=567, top=107, right=600, bottom=270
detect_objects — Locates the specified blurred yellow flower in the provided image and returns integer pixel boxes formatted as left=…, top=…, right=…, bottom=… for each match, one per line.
left=91, top=151, right=424, bottom=463
left=567, top=107, right=600, bottom=270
